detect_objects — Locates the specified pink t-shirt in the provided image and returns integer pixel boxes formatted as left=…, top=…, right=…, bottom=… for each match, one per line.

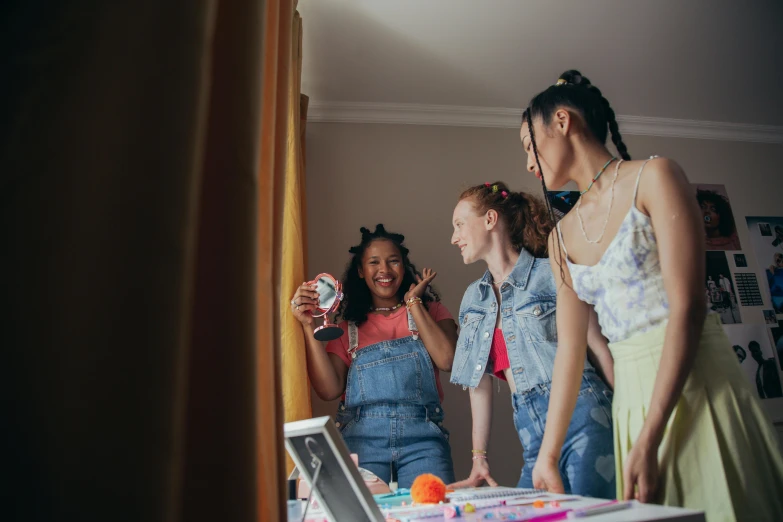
left=326, top=301, right=454, bottom=402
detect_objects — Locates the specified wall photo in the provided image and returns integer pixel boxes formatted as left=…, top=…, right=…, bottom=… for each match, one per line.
left=771, top=324, right=783, bottom=372
left=745, top=216, right=783, bottom=315
left=694, top=184, right=741, bottom=251
left=724, top=325, right=783, bottom=399
left=705, top=252, right=741, bottom=324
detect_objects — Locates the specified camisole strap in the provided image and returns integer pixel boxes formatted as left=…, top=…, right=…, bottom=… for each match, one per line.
left=632, top=156, right=658, bottom=206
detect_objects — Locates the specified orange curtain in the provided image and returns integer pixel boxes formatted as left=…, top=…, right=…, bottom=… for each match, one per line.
left=257, top=0, right=298, bottom=519
left=2, top=1, right=295, bottom=521
left=279, top=9, right=313, bottom=475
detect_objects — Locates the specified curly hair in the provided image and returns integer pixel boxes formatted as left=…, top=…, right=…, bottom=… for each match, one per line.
left=458, top=182, right=552, bottom=258
left=696, top=189, right=736, bottom=237
left=337, top=224, right=440, bottom=326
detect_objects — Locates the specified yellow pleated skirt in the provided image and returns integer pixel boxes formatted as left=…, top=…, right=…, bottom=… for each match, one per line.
left=610, top=314, right=783, bottom=522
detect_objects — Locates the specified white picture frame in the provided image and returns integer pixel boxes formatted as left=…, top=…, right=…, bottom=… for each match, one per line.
left=284, top=416, right=384, bottom=522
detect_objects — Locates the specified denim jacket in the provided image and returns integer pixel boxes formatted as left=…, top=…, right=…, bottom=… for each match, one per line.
left=450, top=248, right=592, bottom=392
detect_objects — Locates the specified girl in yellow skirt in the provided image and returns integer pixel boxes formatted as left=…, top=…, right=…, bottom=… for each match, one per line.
left=519, top=70, right=783, bottom=522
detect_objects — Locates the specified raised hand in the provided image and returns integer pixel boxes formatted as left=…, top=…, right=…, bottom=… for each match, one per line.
left=290, top=282, right=319, bottom=326
left=404, top=267, right=437, bottom=303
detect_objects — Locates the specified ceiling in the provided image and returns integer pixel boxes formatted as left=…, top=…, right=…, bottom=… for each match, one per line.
left=298, top=0, right=783, bottom=126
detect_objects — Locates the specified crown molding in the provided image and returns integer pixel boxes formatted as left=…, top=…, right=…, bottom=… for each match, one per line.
left=308, top=101, right=783, bottom=144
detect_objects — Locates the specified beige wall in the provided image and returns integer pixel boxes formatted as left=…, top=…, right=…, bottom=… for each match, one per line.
left=304, top=122, right=783, bottom=487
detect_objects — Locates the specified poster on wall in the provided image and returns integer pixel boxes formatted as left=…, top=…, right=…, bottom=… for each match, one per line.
left=694, top=184, right=742, bottom=250
left=547, top=191, right=580, bottom=222
left=723, top=324, right=783, bottom=399
left=745, top=216, right=783, bottom=315
left=705, top=252, right=741, bottom=324
left=734, top=272, right=764, bottom=307
left=771, top=324, right=783, bottom=371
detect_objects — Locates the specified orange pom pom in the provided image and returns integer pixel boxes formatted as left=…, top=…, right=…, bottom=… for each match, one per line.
left=410, top=473, right=447, bottom=504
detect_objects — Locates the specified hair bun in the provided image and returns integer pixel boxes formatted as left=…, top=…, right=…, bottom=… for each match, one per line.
left=559, top=69, right=591, bottom=87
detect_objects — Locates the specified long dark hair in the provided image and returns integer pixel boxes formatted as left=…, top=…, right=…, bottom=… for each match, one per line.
left=522, top=70, right=632, bottom=279
left=458, top=182, right=551, bottom=258
left=338, top=224, right=439, bottom=326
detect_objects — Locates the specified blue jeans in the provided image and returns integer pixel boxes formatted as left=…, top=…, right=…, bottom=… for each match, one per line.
left=335, top=402, right=455, bottom=488
left=337, top=334, right=455, bottom=489
left=513, top=370, right=616, bottom=498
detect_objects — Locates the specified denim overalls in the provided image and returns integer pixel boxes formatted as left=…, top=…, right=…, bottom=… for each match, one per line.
left=335, top=309, right=455, bottom=488
left=451, top=249, right=615, bottom=498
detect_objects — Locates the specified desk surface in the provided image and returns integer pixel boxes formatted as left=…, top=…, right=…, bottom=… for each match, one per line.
left=302, top=489, right=705, bottom=522
left=550, top=494, right=704, bottom=521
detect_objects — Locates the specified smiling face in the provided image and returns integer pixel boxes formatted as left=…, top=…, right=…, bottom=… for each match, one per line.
left=451, top=198, right=492, bottom=265
left=357, top=239, right=404, bottom=306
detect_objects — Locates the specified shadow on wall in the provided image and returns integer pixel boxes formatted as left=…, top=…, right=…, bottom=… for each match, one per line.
left=299, top=0, right=505, bottom=105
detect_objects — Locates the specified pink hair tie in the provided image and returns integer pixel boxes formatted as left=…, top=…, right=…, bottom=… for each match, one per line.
left=484, top=182, right=491, bottom=187
left=501, top=191, right=508, bottom=198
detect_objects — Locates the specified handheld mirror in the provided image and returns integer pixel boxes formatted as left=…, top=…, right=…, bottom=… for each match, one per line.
left=310, top=273, right=343, bottom=341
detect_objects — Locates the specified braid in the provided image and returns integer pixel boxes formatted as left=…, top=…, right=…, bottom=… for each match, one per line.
left=587, top=85, right=631, bottom=161
left=524, top=108, right=567, bottom=285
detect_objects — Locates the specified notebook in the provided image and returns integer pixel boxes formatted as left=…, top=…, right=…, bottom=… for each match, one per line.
left=446, top=486, right=546, bottom=502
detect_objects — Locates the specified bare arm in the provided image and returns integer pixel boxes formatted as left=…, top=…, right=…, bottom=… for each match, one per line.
left=449, top=373, right=498, bottom=488
left=302, top=322, right=349, bottom=401
left=538, top=232, right=592, bottom=464
left=409, top=304, right=458, bottom=370
left=624, top=159, right=707, bottom=500
left=405, top=268, right=458, bottom=371
left=291, top=283, right=349, bottom=401
left=586, top=307, right=614, bottom=389
left=469, top=373, right=493, bottom=454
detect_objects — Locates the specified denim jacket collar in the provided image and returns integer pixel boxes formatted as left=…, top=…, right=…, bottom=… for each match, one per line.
left=477, top=248, right=535, bottom=299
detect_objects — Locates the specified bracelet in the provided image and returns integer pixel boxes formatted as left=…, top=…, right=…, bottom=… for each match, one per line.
left=472, top=455, right=488, bottom=460
left=406, top=296, right=422, bottom=308
left=471, top=449, right=487, bottom=454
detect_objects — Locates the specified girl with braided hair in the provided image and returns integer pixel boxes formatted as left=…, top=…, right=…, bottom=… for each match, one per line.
left=520, top=70, right=783, bottom=520
left=449, top=182, right=615, bottom=498
left=289, top=224, right=457, bottom=487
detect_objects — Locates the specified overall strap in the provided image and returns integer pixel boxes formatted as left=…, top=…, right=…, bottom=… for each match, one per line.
left=347, top=321, right=359, bottom=358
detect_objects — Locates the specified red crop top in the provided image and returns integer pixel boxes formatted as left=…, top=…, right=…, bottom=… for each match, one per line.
left=489, top=328, right=510, bottom=381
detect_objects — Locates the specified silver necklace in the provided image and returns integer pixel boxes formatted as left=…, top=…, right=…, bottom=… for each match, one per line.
left=575, top=159, right=623, bottom=244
